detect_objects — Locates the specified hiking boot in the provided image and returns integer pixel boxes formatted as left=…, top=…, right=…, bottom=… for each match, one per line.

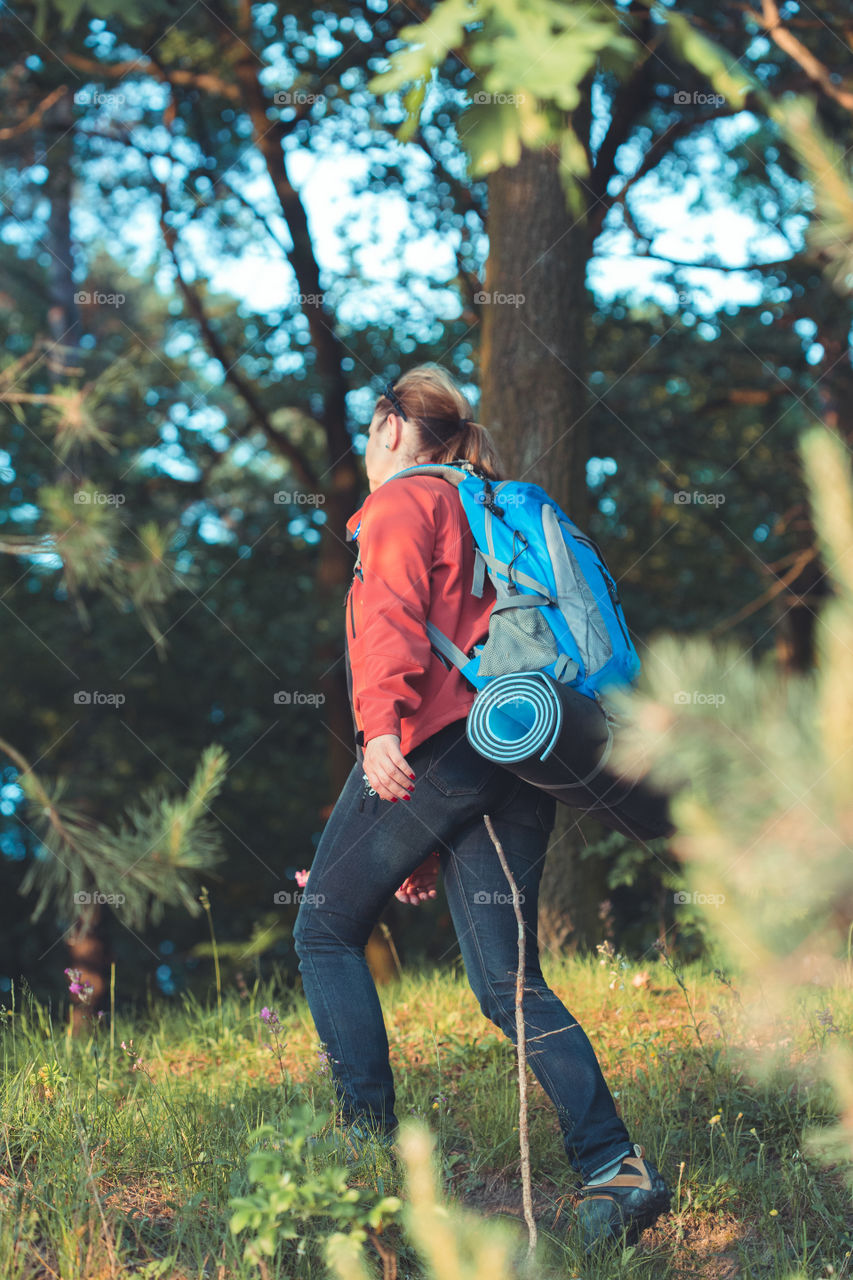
left=575, top=1143, right=671, bottom=1250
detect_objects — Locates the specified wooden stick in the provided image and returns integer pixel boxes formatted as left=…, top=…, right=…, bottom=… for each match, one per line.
left=483, top=814, right=537, bottom=1258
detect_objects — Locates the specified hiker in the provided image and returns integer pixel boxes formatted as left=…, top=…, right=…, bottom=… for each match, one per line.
left=292, top=364, right=672, bottom=1248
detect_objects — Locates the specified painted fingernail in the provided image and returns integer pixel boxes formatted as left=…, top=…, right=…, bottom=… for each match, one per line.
left=391, top=797, right=398, bottom=803
left=403, top=794, right=411, bottom=801
left=409, top=773, right=416, bottom=779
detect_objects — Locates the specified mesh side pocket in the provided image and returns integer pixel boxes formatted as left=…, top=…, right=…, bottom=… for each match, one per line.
left=476, top=607, right=560, bottom=678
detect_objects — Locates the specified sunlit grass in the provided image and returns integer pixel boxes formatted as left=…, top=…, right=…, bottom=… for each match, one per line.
left=1, top=946, right=851, bottom=1278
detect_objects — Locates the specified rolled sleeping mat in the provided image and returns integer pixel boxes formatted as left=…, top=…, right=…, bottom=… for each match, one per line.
left=466, top=670, right=675, bottom=843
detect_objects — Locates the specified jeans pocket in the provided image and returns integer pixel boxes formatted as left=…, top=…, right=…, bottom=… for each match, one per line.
left=425, top=720, right=498, bottom=797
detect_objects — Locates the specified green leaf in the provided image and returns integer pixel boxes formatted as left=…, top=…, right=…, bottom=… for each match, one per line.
left=463, top=100, right=524, bottom=174
left=658, top=4, right=762, bottom=110
left=560, top=121, right=590, bottom=179
left=398, top=79, right=429, bottom=143
left=369, top=0, right=482, bottom=95
left=558, top=128, right=589, bottom=221
left=370, top=46, right=435, bottom=97
left=229, top=1206, right=254, bottom=1234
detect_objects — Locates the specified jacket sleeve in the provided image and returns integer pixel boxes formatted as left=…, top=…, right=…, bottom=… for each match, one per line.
left=350, top=481, right=437, bottom=744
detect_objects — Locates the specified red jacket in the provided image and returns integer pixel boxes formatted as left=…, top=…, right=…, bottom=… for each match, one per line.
left=344, top=473, right=496, bottom=758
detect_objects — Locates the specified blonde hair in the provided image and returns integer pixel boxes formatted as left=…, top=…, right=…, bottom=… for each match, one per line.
left=375, top=363, right=506, bottom=481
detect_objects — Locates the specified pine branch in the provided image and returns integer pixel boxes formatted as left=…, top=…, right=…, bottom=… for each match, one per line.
left=759, top=0, right=853, bottom=113
left=2, top=739, right=230, bottom=931
left=771, top=97, right=853, bottom=294
left=0, top=85, right=71, bottom=141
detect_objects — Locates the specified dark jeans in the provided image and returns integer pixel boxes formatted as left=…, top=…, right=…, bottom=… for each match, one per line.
left=293, top=717, right=633, bottom=1182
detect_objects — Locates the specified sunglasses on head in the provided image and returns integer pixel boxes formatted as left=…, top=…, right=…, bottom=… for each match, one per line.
left=383, top=379, right=408, bottom=421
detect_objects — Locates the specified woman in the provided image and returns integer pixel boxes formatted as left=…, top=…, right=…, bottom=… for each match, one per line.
left=293, top=364, right=671, bottom=1249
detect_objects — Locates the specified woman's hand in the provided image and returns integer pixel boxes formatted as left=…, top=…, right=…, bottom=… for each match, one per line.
left=395, top=853, right=440, bottom=905
left=363, top=733, right=416, bottom=802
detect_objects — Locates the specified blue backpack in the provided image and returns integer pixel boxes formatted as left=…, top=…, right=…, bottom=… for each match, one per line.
left=377, top=460, right=641, bottom=706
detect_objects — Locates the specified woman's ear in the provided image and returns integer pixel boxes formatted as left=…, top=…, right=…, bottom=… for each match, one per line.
left=388, top=412, right=407, bottom=450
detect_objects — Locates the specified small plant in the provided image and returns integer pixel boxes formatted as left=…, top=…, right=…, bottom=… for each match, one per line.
left=120, top=1038, right=147, bottom=1073
left=316, top=1042, right=331, bottom=1076
left=35, top=1060, right=69, bottom=1102
left=229, top=1104, right=402, bottom=1266
left=260, top=1006, right=288, bottom=1084
left=653, top=937, right=720, bottom=1077
left=64, top=967, right=94, bottom=1005
left=596, top=939, right=629, bottom=990
left=198, top=885, right=223, bottom=1034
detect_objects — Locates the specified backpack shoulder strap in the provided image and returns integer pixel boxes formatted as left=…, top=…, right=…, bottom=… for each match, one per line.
left=380, top=461, right=475, bottom=488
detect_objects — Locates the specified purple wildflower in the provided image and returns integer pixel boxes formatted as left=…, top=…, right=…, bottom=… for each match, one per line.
left=259, top=1006, right=287, bottom=1084
left=64, top=967, right=94, bottom=1005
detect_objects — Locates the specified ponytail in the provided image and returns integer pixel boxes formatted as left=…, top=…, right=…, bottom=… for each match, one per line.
left=374, top=363, right=506, bottom=481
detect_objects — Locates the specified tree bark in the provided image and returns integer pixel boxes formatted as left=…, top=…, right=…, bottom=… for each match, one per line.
left=480, top=137, right=614, bottom=955
left=480, top=143, right=590, bottom=519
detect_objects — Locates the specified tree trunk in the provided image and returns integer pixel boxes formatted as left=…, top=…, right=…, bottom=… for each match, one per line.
left=480, top=143, right=589, bottom=519
left=480, top=138, right=612, bottom=955
left=66, top=905, right=112, bottom=1033
left=773, top=544, right=826, bottom=675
